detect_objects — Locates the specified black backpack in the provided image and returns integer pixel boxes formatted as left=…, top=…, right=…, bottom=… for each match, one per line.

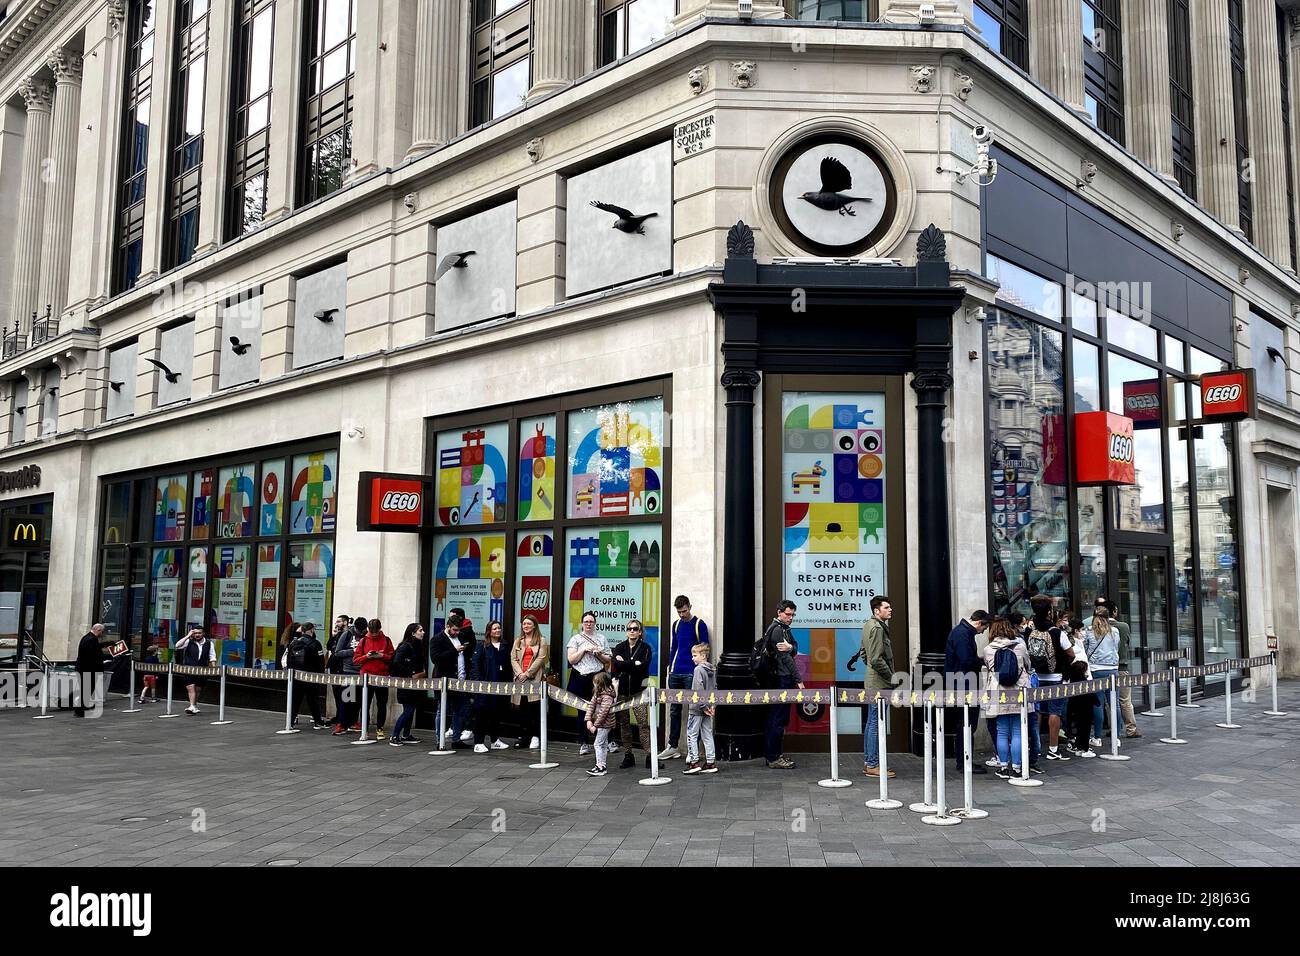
left=994, top=645, right=1021, bottom=687
left=288, top=636, right=318, bottom=671
left=750, top=635, right=773, bottom=680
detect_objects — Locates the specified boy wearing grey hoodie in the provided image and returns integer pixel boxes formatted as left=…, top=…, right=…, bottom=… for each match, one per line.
left=683, top=643, right=718, bottom=774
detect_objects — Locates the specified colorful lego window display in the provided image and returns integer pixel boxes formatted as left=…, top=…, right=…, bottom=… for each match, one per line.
left=515, top=531, right=554, bottom=640
left=566, top=397, right=664, bottom=519
left=290, top=451, right=337, bottom=534
left=517, top=415, right=557, bottom=521
left=436, top=422, right=509, bottom=527
left=431, top=533, right=506, bottom=637
left=154, top=475, right=188, bottom=541
left=217, top=463, right=256, bottom=538
left=260, top=459, right=284, bottom=536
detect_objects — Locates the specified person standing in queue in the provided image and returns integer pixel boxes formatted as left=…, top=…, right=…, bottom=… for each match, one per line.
left=510, top=615, right=547, bottom=749
left=566, top=610, right=611, bottom=757
left=353, top=618, right=394, bottom=741
left=611, top=618, right=654, bottom=769
left=861, top=595, right=896, bottom=778
left=471, top=621, right=512, bottom=752
left=759, top=600, right=804, bottom=770
left=1095, top=597, right=1140, bottom=738
left=944, top=609, right=990, bottom=774
left=287, top=621, right=327, bottom=730
left=658, top=595, right=710, bottom=761
left=389, top=623, right=427, bottom=746
left=329, top=615, right=365, bottom=735
left=430, top=612, right=470, bottom=749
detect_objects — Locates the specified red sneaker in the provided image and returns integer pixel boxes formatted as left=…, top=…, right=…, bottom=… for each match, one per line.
left=332, top=725, right=346, bottom=736
left=349, top=723, right=361, bottom=731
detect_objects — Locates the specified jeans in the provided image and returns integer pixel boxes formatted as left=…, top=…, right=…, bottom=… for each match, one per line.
left=666, top=672, right=693, bottom=747
left=863, top=701, right=882, bottom=768
left=764, top=677, right=796, bottom=762
left=686, top=712, right=715, bottom=764
left=594, top=727, right=612, bottom=769
left=1067, top=692, right=1093, bottom=750
left=392, top=703, right=417, bottom=740
left=995, top=713, right=1022, bottom=767
left=1027, top=708, right=1041, bottom=764
left=474, top=700, right=505, bottom=745
left=1091, top=670, right=1117, bottom=739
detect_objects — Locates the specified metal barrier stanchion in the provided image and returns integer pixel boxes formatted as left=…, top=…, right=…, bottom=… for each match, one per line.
left=277, top=669, right=301, bottom=734
left=1216, top=670, right=1241, bottom=729
left=529, top=683, right=558, bottom=769
left=1008, top=695, right=1043, bottom=787
left=1141, top=649, right=1163, bottom=717
left=211, top=664, right=232, bottom=726
left=1179, top=671, right=1201, bottom=709
left=639, top=688, right=671, bottom=786
left=1098, top=674, right=1130, bottom=761
left=428, top=678, right=454, bottom=754
left=909, top=700, right=938, bottom=813
left=952, top=703, right=987, bottom=820
left=123, top=660, right=141, bottom=714
left=159, top=662, right=179, bottom=718
left=32, top=664, right=53, bottom=719
left=17, top=659, right=27, bottom=710
left=922, top=706, right=961, bottom=825
left=352, top=673, right=374, bottom=745
left=865, top=699, right=902, bottom=809
left=818, top=691, right=851, bottom=788
left=1159, top=667, right=1187, bottom=744
left=1264, top=652, right=1289, bottom=716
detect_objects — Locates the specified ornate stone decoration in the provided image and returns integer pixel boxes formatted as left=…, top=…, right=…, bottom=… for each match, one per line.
left=19, top=77, right=54, bottom=113
left=1239, top=266, right=1251, bottom=284
left=108, top=0, right=126, bottom=35
left=46, top=49, right=83, bottom=83
left=915, top=224, right=947, bottom=261
left=726, top=221, right=755, bottom=258
left=1171, top=221, right=1185, bottom=242
left=402, top=192, right=418, bottom=214
left=525, top=137, right=543, bottom=163
left=910, top=65, right=935, bottom=93
left=1078, top=159, right=1098, bottom=187
left=910, top=369, right=954, bottom=394
left=955, top=72, right=974, bottom=101
left=720, top=369, right=761, bottom=391
left=730, top=61, right=756, bottom=89
left=688, top=65, right=708, bottom=96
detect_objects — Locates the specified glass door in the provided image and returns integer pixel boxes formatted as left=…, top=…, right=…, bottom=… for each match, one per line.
left=1115, top=548, right=1173, bottom=707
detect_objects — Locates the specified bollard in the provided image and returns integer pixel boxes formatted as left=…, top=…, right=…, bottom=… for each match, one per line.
left=211, top=664, right=233, bottom=725
left=818, top=692, right=852, bottom=788
left=1008, top=696, right=1043, bottom=787
left=32, top=663, right=53, bottom=719
left=1098, top=674, right=1130, bottom=761
left=1264, top=652, right=1289, bottom=717
left=17, top=659, right=26, bottom=710
left=529, top=683, right=558, bottom=769
left=277, top=668, right=301, bottom=734
left=639, top=689, right=671, bottom=786
left=428, top=678, right=454, bottom=754
left=159, top=662, right=179, bottom=718
left=952, top=703, right=988, bottom=820
left=1178, top=672, right=1201, bottom=709
left=1216, top=671, right=1241, bottom=729
left=123, top=661, right=141, bottom=714
left=352, top=674, right=375, bottom=745
left=865, top=699, right=902, bottom=809
left=922, top=706, right=961, bottom=825
left=1140, top=651, right=1163, bottom=717
left=1159, top=667, right=1188, bottom=744
left=909, top=700, right=938, bottom=813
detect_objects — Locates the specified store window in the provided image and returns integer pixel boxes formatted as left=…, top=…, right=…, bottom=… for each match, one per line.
left=1081, top=0, right=1124, bottom=143
left=1228, top=0, right=1251, bottom=241
left=1168, top=0, right=1195, bottom=197
left=299, top=0, right=356, bottom=205
left=794, top=0, right=871, bottom=19
left=1107, top=353, right=1165, bottom=532
left=986, top=255, right=1063, bottom=322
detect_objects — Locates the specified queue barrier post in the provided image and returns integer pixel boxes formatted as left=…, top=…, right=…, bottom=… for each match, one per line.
left=1140, top=649, right=1164, bottom=718
left=159, top=663, right=179, bottom=719
left=865, top=698, right=902, bottom=810
left=32, top=662, right=53, bottom=719
left=922, top=705, right=961, bottom=825
left=818, top=690, right=852, bottom=788
left=529, top=683, right=558, bottom=769
left=1008, top=695, right=1043, bottom=787
left=352, top=674, right=375, bottom=745
left=428, top=678, right=455, bottom=755
left=1216, top=669, right=1241, bottom=730
left=123, top=660, right=141, bottom=714
left=1098, top=674, right=1130, bottom=761
left=211, top=664, right=233, bottom=726
left=1264, top=652, right=1288, bottom=717
left=1160, top=666, right=1187, bottom=744
left=952, top=702, right=988, bottom=820
left=910, top=700, right=939, bottom=813
left=277, top=668, right=300, bottom=734
left=639, top=688, right=671, bottom=786
left=1178, top=672, right=1201, bottom=709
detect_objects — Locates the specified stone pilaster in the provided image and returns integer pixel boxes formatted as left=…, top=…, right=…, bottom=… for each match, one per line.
left=136, top=0, right=177, bottom=286
left=195, top=0, right=235, bottom=255
left=528, top=0, right=586, bottom=100
left=1245, top=0, right=1291, bottom=264
left=10, top=77, right=54, bottom=335
left=407, top=0, right=462, bottom=155
left=37, top=50, right=84, bottom=320
left=1028, top=0, right=1086, bottom=114
left=1193, top=0, right=1243, bottom=232
left=1124, top=0, right=1176, bottom=184
left=264, top=0, right=303, bottom=220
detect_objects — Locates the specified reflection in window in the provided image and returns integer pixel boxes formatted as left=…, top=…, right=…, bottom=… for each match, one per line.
left=1082, top=0, right=1124, bottom=143
left=986, top=310, right=1070, bottom=614
left=973, top=0, right=1029, bottom=70
left=985, top=255, right=1063, bottom=321
left=1069, top=292, right=1098, bottom=336
left=1108, top=353, right=1165, bottom=532
left=1105, top=308, right=1157, bottom=356
left=600, top=0, right=674, bottom=65
left=795, top=1, right=869, bottom=19
left=165, top=0, right=210, bottom=268
left=1196, top=424, right=1240, bottom=675
left=299, top=0, right=356, bottom=205
left=471, top=0, right=530, bottom=127
left=228, top=0, right=276, bottom=238
left=1168, top=381, right=1196, bottom=661
left=113, top=0, right=157, bottom=292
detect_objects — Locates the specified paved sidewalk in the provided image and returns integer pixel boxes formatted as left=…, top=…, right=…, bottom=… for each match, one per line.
left=2, top=683, right=1298, bottom=867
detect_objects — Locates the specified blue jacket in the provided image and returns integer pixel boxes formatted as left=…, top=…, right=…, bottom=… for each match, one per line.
left=668, top=615, right=710, bottom=676
left=944, top=619, right=981, bottom=676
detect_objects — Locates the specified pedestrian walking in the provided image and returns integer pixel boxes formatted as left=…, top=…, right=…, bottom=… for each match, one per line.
left=74, top=623, right=106, bottom=718
left=175, top=626, right=216, bottom=714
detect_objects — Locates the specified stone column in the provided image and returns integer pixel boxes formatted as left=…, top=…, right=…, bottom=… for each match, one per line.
left=37, top=50, right=84, bottom=321
left=1245, top=0, right=1291, bottom=265
left=9, top=77, right=53, bottom=336
left=527, top=0, right=586, bottom=100
left=407, top=0, right=461, bottom=155
left=1029, top=0, right=1086, bottom=114
left=1193, top=0, right=1242, bottom=232
left=1124, top=0, right=1177, bottom=184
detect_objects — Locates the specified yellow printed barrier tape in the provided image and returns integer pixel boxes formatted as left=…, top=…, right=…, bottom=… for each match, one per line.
left=611, top=688, right=655, bottom=714
left=226, top=667, right=287, bottom=681
left=447, top=678, right=543, bottom=697
left=135, top=663, right=168, bottom=675
left=365, top=675, right=438, bottom=691
left=1148, top=650, right=1188, bottom=663
left=171, top=665, right=220, bottom=677
left=1118, top=670, right=1175, bottom=688
left=294, top=671, right=362, bottom=688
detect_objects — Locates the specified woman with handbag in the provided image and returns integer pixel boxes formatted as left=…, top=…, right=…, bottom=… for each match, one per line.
left=1063, top=613, right=1096, bottom=758
left=510, top=615, right=548, bottom=749
left=566, top=610, right=611, bottom=756
left=1083, top=610, right=1121, bottom=748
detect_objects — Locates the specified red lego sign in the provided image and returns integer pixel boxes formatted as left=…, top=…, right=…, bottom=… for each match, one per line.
left=1200, top=369, right=1256, bottom=422
left=1121, top=379, right=1162, bottom=429
left=357, top=472, right=430, bottom=532
left=1075, top=411, right=1136, bottom=486
left=519, top=576, right=551, bottom=625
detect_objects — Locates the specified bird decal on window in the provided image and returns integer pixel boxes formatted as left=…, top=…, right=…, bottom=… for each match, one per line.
left=229, top=336, right=251, bottom=355
left=435, top=250, right=477, bottom=281
left=800, top=156, right=873, bottom=216
left=589, top=201, right=658, bottom=234
left=145, top=357, right=181, bottom=383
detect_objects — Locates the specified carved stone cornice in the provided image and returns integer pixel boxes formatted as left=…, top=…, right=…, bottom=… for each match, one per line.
left=46, top=48, right=83, bottom=83
left=18, top=76, right=54, bottom=113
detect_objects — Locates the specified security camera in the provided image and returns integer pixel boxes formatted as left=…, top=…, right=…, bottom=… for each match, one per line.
left=972, top=125, right=993, bottom=146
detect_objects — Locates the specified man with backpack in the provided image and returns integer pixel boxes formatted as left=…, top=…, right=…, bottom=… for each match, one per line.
left=288, top=621, right=327, bottom=729
left=860, top=595, right=896, bottom=778
left=658, top=595, right=710, bottom=761
left=753, top=600, right=803, bottom=769
left=944, top=609, right=990, bottom=774
left=1025, top=595, right=1070, bottom=762
left=328, top=615, right=365, bottom=736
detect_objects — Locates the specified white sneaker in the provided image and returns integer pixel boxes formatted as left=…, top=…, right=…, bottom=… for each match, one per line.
left=579, top=744, right=592, bottom=756
left=658, top=747, right=681, bottom=760
left=1076, top=748, right=1097, bottom=758
left=608, top=743, right=621, bottom=753
left=529, top=737, right=540, bottom=749
left=444, top=728, right=454, bottom=738
left=984, top=757, right=1001, bottom=768
left=490, top=739, right=509, bottom=750
left=459, top=730, right=474, bottom=742
left=473, top=743, right=489, bottom=753
left=1089, top=736, right=1104, bottom=748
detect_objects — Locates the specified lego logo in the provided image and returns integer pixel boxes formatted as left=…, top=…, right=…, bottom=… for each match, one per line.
left=380, top=491, right=420, bottom=512
left=1125, top=394, right=1159, bottom=410
left=1109, top=434, right=1133, bottom=463
left=521, top=588, right=548, bottom=610
left=1205, top=384, right=1241, bottom=404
